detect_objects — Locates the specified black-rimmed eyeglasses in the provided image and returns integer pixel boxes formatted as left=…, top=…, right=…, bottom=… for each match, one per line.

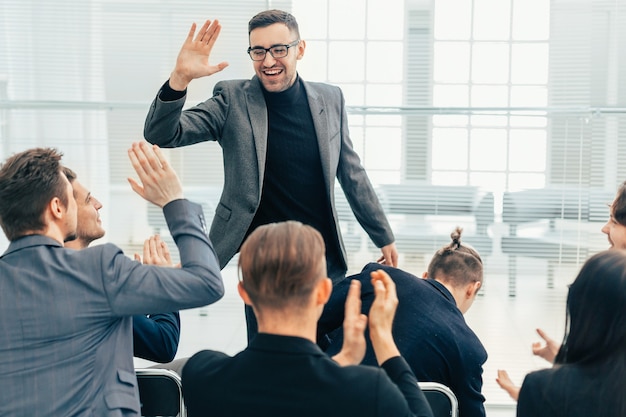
left=247, top=39, right=300, bottom=61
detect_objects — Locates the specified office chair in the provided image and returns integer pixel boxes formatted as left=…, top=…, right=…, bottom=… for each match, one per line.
left=418, top=381, right=459, bottom=417
left=136, top=368, right=185, bottom=417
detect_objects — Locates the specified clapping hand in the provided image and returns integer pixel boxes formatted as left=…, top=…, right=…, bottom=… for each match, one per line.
left=332, top=280, right=368, bottom=366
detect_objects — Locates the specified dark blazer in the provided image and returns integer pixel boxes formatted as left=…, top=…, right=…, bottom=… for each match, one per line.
left=144, top=76, right=394, bottom=271
left=133, top=312, right=181, bottom=363
left=326, top=263, right=487, bottom=417
left=517, top=364, right=625, bottom=417
left=182, top=333, right=433, bottom=417
left=0, top=200, right=224, bottom=417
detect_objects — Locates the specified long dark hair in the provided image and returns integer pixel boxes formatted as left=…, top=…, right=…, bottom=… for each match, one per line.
left=554, top=249, right=626, bottom=414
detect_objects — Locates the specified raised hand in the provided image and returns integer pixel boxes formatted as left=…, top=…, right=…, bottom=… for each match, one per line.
left=531, top=328, right=560, bottom=363
left=127, top=142, right=183, bottom=208
left=368, top=269, right=401, bottom=365
left=496, top=369, right=520, bottom=401
left=169, top=19, right=230, bottom=91
left=332, top=280, right=368, bottom=366
left=134, top=234, right=179, bottom=267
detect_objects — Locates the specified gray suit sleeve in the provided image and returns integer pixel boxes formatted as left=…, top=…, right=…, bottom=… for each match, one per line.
left=333, top=87, right=395, bottom=248
left=99, top=199, right=224, bottom=316
left=144, top=80, right=228, bottom=148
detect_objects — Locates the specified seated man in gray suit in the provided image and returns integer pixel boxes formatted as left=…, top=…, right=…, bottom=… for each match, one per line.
left=181, top=221, right=433, bottom=417
left=0, top=142, right=224, bottom=416
left=63, top=167, right=181, bottom=363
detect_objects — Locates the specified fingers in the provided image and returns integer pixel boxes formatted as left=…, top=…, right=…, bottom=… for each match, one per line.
left=193, top=20, right=210, bottom=42
left=142, top=235, right=173, bottom=266
left=187, top=22, right=198, bottom=42
left=204, top=20, right=221, bottom=48
left=496, top=369, right=511, bottom=384
left=378, top=243, right=399, bottom=267
left=194, top=19, right=220, bottom=45
left=126, top=177, right=144, bottom=199
left=536, top=328, right=552, bottom=343
left=344, top=279, right=362, bottom=318
left=334, top=279, right=367, bottom=366
left=496, top=369, right=520, bottom=401
left=371, top=269, right=397, bottom=306
left=158, top=238, right=173, bottom=264
left=128, top=142, right=153, bottom=181
left=127, top=141, right=183, bottom=207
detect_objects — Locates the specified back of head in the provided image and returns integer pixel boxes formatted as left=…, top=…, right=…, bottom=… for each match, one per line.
left=238, top=221, right=326, bottom=311
left=556, top=249, right=626, bottom=366
left=611, top=181, right=626, bottom=226
left=248, top=9, right=300, bottom=38
left=0, top=147, right=68, bottom=241
left=427, top=227, right=483, bottom=287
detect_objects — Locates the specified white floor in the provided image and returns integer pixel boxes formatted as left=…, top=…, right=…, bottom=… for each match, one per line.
left=135, top=250, right=577, bottom=417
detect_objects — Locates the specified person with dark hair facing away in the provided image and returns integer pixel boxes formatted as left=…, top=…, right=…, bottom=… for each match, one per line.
left=181, top=221, right=434, bottom=417
left=143, top=9, right=398, bottom=345
left=497, top=179, right=626, bottom=401
left=326, top=227, right=487, bottom=417
left=514, top=249, right=626, bottom=417
left=0, top=143, right=224, bottom=416
left=62, top=166, right=181, bottom=363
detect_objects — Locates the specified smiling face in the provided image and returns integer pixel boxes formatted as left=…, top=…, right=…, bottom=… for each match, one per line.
left=67, top=179, right=104, bottom=249
left=601, top=201, right=626, bottom=250
left=249, top=23, right=304, bottom=93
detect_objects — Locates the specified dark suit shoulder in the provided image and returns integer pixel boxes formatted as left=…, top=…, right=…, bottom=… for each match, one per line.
left=182, top=350, right=230, bottom=382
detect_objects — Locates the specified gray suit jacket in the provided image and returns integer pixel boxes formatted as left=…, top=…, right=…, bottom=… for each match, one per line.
left=0, top=199, right=224, bottom=417
left=144, top=76, right=394, bottom=271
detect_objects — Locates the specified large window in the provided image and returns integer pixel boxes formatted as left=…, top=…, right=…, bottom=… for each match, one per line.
left=431, top=0, right=550, bottom=190
left=1, top=0, right=625, bottom=411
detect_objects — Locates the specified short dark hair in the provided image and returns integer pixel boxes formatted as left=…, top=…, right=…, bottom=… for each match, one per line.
left=427, top=227, right=483, bottom=287
left=62, top=166, right=77, bottom=183
left=248, top=9, right=300, bottom=39
left=238, top=221, right=325, bottom=311
left=0, top=147, right=69, bottom=241
left=611, top=181, right=626, bottom=226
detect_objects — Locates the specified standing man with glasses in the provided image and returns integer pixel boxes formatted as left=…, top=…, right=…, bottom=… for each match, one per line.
left=144, top=9, right=398, bottom=345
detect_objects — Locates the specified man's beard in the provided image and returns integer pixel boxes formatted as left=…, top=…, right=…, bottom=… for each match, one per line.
left=64, top=232, right=78, bottom=243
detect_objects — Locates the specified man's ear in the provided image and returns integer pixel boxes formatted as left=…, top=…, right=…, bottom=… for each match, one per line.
left=49, top=197, right=65, bottom=220
left=237, top=281, right=253, bottom=306
left=296, top=39, right=306, bottom=60
left=467, top=280, right=482, bottom=298
left=421, top=272, right=428, bottom=279
left=315, top=277, right=332, bottom=305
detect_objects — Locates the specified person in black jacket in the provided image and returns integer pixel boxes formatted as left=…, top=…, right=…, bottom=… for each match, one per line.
left=182, top=220, right=433, bottom=417
left=326, top=227, right=487, bottom=417
left=63, top=167, right=180, bottom=363
left=515, top=249, right=626, bottom=417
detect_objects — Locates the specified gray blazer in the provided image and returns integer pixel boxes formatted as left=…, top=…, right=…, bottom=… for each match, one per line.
left=144, top=76, right=394, bottom=270
left=0, top=200, right=224, bottom=417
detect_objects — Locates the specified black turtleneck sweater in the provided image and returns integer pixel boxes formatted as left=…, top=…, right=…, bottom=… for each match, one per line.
left=247, top=77, right=345, bottom=279
left=159, top=77, right=346, bottom=279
